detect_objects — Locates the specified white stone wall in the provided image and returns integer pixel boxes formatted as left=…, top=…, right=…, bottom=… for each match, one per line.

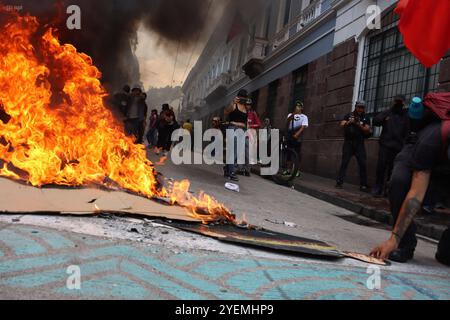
left=333, top=0, right=397, bottom=45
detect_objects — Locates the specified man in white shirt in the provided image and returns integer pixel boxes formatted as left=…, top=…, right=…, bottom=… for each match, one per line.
left=285, top=101, right=309, bottom=177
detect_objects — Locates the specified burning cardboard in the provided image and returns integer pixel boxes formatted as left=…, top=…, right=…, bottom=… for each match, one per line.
left=0, top=9, right=233, bottom=224
left=0, top=177, right=199, bottom=222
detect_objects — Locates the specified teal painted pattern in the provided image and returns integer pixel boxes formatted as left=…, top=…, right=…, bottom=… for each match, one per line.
left=1, top=224, right=449, bottom=300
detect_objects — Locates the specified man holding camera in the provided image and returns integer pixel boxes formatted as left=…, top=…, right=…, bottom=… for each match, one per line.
left=336, top=101, right=371, bottom=192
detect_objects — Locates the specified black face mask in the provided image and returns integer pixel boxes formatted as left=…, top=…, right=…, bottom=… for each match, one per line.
left=392, top=102, right=404, bottom=113
left=409, top=119, right=425, bottom=133
left=409, top=110, right=435, bottom=133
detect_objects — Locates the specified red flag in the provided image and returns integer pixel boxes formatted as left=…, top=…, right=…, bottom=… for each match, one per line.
left=395, top=0, right=450, bottom=68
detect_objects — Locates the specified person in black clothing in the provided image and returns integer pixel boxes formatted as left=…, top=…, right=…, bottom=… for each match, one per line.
left=137, top=92, right=148, bottom=144
left=114, top=85, right=131, bottom=117
left=372, top=95, right=409, bottom=197
left=336, top=101, right=371, bottom=192
left=156, top=104, right=179, bottom=155
left=371, top=104, right=450, bottom=265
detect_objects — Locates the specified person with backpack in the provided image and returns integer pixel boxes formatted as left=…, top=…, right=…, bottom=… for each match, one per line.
left=371, top=93, right=450, bottom=266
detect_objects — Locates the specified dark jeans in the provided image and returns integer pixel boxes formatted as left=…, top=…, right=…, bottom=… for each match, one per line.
left=146, top=127, right=158, bottom=147
left=287, top=138, right=302, bottom=164
left=337, top=140, right=368, bottom=186
left=137, top=121, right=145, bottom=144
left=125, top=119, right=142, bottom=143
left=389, top=156, right=418, bottom=251
left=157, top=124, right=178, bottom=151
left=375, top=146, right=399, bottom=192
left=390, top=146, right=449, bottom=252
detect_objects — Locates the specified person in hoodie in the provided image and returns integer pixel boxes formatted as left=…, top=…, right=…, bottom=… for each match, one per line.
left=372, top=95, right=409, bottom=197
left=371, top=97, right=450, bottom=265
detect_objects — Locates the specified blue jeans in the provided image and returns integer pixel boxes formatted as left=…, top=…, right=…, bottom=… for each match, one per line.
left=225, top=125, right=245, bottom=176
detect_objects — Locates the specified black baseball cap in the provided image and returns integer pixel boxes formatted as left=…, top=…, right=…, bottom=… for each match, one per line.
left=237, top=89, right=248, bottom=98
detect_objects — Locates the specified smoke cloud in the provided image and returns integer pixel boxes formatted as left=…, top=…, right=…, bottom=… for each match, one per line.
left=1, top=0, right=212, bottom=91
left=1, top=0, right=265, bottom=91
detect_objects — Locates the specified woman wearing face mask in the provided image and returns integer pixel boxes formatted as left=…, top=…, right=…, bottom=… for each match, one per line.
left=372, top=95, right=409, bottom=197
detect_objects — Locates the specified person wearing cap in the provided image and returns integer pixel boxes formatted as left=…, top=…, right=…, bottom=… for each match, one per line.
left=223, top=89, right=249, bottom=181
left=286, top=101, right=309, bottom=177
left=371, top=97, right=450, bottom=265
left=372, top=95, right=409, bottom=197
left=336, top=101, right=371, bottom=192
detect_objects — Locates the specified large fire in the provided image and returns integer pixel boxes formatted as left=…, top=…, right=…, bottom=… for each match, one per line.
left=0, top=9, right=235, bottom=223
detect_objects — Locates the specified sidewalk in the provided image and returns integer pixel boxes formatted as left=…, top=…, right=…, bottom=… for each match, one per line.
left=254, top=168, right=450, bottom=241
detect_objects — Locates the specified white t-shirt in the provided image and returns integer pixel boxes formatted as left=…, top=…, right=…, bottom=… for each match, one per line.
left=287, top=113, right=309, bottom=131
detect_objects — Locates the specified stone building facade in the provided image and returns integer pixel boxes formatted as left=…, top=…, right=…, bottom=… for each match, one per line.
left=181, top=0, right=449, bottom=185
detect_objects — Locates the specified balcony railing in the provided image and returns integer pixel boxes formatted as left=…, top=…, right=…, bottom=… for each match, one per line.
left=207, top=72, right=231, bottom=95
left=268, top=0, right=324, bottom=54
left=247, top=37, right=268, bottom=61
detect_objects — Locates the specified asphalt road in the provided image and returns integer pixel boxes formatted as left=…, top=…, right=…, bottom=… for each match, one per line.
left=0, top=152, right=449, bottom=300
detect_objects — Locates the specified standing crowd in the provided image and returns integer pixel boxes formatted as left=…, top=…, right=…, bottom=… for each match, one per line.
left=113, top=85, right=181, bottom=156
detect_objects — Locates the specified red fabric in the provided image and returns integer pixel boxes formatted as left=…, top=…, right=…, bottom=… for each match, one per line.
left=395, top=0, right=450, bottom=68
left=247, top=111, right=261, bottom=129
left=424, top=92, right=450, bottom=151
left=424, top=93, right=450, bottom=120
left=394, top=0, right=410, bottom=15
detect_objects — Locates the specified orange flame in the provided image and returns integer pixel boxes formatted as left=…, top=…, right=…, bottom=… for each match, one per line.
left=0, top=10, right=235, bottom=224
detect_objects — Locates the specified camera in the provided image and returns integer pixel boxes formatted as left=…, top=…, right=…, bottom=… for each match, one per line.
left=238, top=98, right=248, bottom=105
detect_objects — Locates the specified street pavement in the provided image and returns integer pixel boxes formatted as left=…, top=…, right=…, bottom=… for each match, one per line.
left=0, top=152, right=449, bottom=300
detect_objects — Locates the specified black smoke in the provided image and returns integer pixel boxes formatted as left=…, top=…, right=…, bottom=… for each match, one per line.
left=1, top=0, right=211, bottom=91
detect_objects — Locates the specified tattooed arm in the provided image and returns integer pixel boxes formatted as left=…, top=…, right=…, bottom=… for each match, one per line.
left=371, top=171, right=431, bottom=260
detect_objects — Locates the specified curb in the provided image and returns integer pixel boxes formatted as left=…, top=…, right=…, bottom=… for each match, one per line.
left=252, top=168, right=445, bottom=241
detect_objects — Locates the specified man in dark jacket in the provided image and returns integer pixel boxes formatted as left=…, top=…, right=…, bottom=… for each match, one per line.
left=336, top=101, right=371, bottom=192
left=372, top=95, right=409, bottom=197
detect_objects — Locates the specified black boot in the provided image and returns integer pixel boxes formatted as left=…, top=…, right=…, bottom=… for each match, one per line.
left=436, top=229, right=450, bottom=267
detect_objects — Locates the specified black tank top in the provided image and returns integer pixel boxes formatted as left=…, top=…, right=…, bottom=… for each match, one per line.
left=228, top=104, right=248, bottom=124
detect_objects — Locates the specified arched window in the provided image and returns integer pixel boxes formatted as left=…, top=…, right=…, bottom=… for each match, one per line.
left=358, top=9, right=440, bottom=116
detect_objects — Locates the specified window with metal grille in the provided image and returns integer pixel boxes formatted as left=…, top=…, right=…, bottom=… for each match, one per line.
left=358, top=9, right=440, bottom=117
left=291, top=65, right=308, bottom=112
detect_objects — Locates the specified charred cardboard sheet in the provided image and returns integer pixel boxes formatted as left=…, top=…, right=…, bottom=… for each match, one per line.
left=158, top=221, right=345, bottom=259
left=0, top=178, right=199, bottom=222
left=158, top=222, right=389, bottom=265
